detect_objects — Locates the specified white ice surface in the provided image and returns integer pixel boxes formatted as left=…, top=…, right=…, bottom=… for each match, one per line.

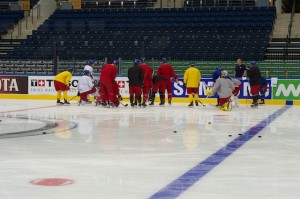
left=0, top=100, right=299, bottom=199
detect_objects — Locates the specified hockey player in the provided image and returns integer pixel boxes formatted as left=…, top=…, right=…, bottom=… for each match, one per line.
left=128, top=59, right=144, bottom=107
left=231, top=78, right=242, bottom=107
left=99, top=59, right=117, bottom=108
left=260, top=76, right=268, bottom=104
left=212, top=66, right=222, bottom=106
left=140, top=57, right=153, bottom=107
left=83, top=59, right=95, bottom=103
left=77, top=70, right=97, bottom=106
left=246, top=60, right=262, bottom=107
left=54, top=66, right=73, bottom=105
left=157, top=57, right=178, bottom=105
left=183, top=61, right=201, bottom=107
left=206, top=70, right=235, bottom=111
left=149, top=75, right=166, bottom=106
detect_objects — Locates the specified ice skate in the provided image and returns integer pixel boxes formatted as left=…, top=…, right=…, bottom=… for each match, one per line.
left=188, top=102, right=194, bottom=108
left=56, top=99, right=64, bottom=105
left=64, top=99, right=70, bottom=105
left=168, top=98, right=172, bottom=106
left=141, top=102, right=147, bottom=107
left=251, top=102, right=258, bottom=108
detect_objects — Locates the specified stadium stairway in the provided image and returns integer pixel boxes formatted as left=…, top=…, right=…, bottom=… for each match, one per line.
left=1, top=0, right=56, bottom=40
left=154, top=0, right=185, bottom=8
left=272, top=13, right=290, bottom=38
left=291, top=13, right=300, bottom=38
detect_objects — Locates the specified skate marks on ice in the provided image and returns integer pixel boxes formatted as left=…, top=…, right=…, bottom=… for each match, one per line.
left=0, top=115, right=77, bottom=139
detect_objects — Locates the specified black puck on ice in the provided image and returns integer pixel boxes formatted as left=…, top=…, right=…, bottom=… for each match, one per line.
left=258, top=136, right=262, bottom=138
left=43, top=132, right=46, bottom=134
left=228, top=135, right=232, bottom=137
left=238, top=134, right=242, bottom=136
left=0, top=120, right=2, bottom=122
left=173, top=131, right=177, bottom=133
left=208, top=122, right=211, bottom=124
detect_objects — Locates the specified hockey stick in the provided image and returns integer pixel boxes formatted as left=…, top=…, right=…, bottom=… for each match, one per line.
left=68, top=95, right=78, bottom=103
left=197, top=99, right=206, bottom=107
left=119, top=101, right=128, bottom=107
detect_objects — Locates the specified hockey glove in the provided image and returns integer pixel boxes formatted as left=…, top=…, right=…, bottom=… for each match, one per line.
left=118, top=95, right=123, bottom=101
left=205, top=90, right=213, bottom=96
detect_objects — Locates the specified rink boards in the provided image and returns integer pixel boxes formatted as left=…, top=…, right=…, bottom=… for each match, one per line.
left=0, top=75, right=299, bottom=105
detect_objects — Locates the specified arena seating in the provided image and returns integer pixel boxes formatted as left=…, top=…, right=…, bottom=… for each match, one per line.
left=6, top=6, right=276, bottom=61
left=0, top=10, right=24, bottom=34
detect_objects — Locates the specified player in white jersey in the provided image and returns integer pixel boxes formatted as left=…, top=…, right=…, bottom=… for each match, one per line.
left=83, top=60, right=95, bottom=103
left=77, top=70, right=96, bottom=106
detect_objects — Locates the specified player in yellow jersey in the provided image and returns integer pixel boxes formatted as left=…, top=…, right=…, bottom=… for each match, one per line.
left=183, top=61, right=201, bottom=107
left=54, top=66, right=73, bottom=104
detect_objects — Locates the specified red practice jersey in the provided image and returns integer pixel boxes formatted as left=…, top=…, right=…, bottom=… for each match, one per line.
left=157, top=63, right=178, bottom=81
left=100, top=64, right=117, bottom=84
left=140, top=63, right=153, bottom=87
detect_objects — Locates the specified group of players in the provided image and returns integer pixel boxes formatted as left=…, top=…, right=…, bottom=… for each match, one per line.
left=53, top=57, right=267, bottom=110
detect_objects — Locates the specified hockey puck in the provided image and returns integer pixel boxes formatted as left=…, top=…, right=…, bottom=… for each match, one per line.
left=238, top=134, right=242, bottom=136
left=228, top=135, right=232, bottom=137
left=43, top=132, right=46, bottom=134
left=173, top=131, right=177, bottom=133
left=208, top=122, right=211, bottom=124
left=0, top=120, right=2, bottom=122
left=258, top=136, right=262, bottom=138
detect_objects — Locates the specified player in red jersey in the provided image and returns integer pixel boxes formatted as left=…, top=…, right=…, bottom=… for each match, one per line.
left=98, top=59, right=117, bottom=108
left=157, top=57, right=178, bottom=105
left=140, top=57, right=153, bottom=107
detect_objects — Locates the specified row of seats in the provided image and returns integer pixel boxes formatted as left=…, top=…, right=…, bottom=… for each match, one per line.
left=45, top=16, right=275, bottom=23
left=38, top=22, right=274, bottom=31
left=67, top=6, right=274, bottom=12
left=51, top=11, right=275, bottom=18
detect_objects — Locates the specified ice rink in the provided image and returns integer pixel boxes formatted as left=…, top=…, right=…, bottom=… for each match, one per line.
left=0, top=99, right=299, bottom=199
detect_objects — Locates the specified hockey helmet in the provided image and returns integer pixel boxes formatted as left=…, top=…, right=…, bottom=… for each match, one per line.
left=113, top=59, right=119, bottom=66
left=134, top=58, right=140, bottom=65
left=67, top=66, right=73, bottom=72
left=87, top=59, right=95, bottom=65
left=162, top=57, right=168, bottom=63
left=221, top=70, right=228, bottom=77
left=140, top=57, right=146, bottom=63
left=216, top=66, right=222, bottom=71
left=83, top=70, right=90, bottom=76
left=250, top=60, right=257, bottom=66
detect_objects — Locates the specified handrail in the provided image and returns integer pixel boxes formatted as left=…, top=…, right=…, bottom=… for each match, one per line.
left=285, top=0, right=296, bottom=61
left=31, top=3, right=40, bottom=24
